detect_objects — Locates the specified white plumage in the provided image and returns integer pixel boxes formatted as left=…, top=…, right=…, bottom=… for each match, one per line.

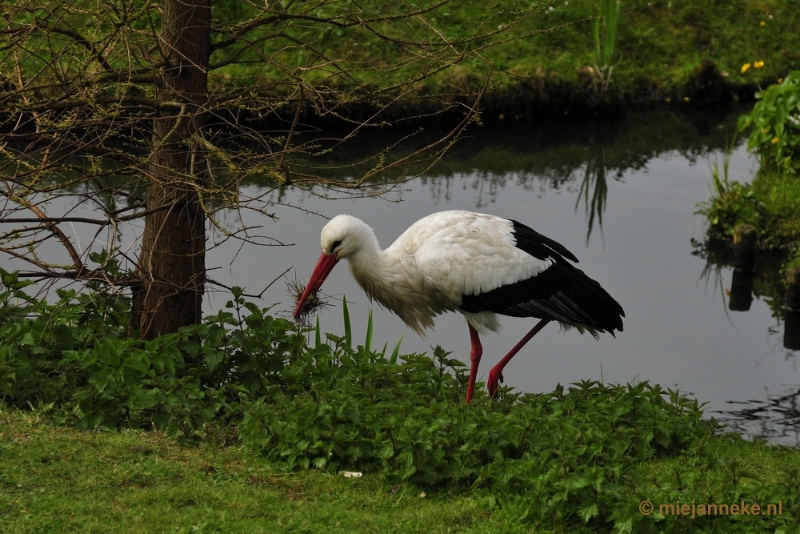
left=294, top=210, right=624, bottom=402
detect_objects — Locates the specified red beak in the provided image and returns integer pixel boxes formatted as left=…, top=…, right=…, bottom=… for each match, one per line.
left=294, top=253, right=339, bottom=320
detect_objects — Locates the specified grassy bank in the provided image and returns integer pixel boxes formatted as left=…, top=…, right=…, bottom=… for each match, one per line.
left=700, top=167, right=800, bottom=255
left=477, top=0, right=800, bottom=117
left=3, top=272, right=800, bottom=532
left=0, top=408, right=488, bottom=533
left=213, top=0, right=800, bottom=119
left=3, top=397, right=800, bottom=533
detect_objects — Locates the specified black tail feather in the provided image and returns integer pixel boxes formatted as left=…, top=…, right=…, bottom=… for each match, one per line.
left=459, top=260, right=625, bottom=335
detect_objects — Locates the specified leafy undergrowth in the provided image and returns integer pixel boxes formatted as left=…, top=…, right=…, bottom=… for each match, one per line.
left=3, top=268, right=800, bottom=532
left=3, top=408, right=800, bottom=534
left=698, top=71, right=800, bottom=268
left=700, top=168, right=800, bottom=251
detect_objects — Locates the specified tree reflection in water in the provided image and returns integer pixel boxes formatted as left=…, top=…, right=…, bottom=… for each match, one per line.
left=694, top=236, right=800, bottom=444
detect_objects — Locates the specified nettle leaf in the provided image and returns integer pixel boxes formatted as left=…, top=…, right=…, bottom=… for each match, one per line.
left=204, top=348, right=226, bottom=372
left=128, top=388, right=159, bottom=411
left=578, top=501, right=599, bottom=522
left=52, top=324, right=74, bottom=350
left=124, top=350, right=151, bottom=374
left=19, top=331, right=36, bottom=346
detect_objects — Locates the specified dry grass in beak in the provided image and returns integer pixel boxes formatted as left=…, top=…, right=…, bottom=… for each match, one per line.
left=288, top=278, right=330, bottom=326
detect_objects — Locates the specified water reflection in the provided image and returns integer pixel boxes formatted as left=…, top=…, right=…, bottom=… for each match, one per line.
left=786, top=312, right=800, bottom=351
left=405, top=107, right=747, bottom=240
left=692, top=239, right=789, bottom=325
left=729, top=269, right=755, bottom=312
left=718, top=382, right=800, bottom=445
left=694, top=229, right=800, bottom=443
left=576, top=145, right=610, bottom=243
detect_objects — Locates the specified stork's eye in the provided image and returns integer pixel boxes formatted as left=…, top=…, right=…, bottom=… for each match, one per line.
left=331, top=240, right=342, bottom=252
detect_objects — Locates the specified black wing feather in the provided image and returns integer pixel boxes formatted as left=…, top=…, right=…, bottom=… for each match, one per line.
left=459, top=220, right=624, bottom=334
left=509, top=219, right=579, bottom=263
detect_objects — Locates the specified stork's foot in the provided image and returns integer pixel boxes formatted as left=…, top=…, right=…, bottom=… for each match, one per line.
left=487, top=368, right=504, bottom=398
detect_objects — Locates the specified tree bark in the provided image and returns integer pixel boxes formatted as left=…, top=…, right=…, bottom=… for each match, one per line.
left=129, top=0, right=210, bottom=339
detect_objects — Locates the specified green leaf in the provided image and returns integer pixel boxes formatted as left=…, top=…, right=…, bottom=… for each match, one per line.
left=389, top=334, right=404, bottom=365
left=365, top=309, right=373, bottom=352
left=578, top=501, right=599, bottom=522
left=342, top=297, right=352, bottom=350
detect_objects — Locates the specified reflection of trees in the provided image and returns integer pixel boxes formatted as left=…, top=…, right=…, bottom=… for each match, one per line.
left=418, top=107, right=746, bottom=240
left=717, top=383, right=800, bottom=446
left=577, top=146, right=610, bottom=244
left=694, top=240, right=800, bottom=445
left=692, top=238, right=791, bottom=325
left=249, top=106, right=749, bottom=240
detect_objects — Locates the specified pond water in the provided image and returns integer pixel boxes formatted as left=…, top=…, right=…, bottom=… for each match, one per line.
left=211, top=107, right=798, bottom=445
left=7, top=106, right=800, bottom=444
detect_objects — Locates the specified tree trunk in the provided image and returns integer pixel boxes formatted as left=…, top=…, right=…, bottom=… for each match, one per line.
left=129, top=0, right=210, bottom=339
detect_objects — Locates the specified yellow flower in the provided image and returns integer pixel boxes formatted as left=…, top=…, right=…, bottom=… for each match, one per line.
left=754, top=61, right=765, bottom=68
left=683, top=96, right=690, bottom=102
left=741, top=63, right=751, bottom=73
left=772, top=137, right=779, bottom=144
left=760, top=21, right=766, bottom=26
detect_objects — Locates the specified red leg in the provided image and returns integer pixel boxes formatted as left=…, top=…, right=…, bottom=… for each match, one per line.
left=487, top=319, right=550, bottom=398
left=465, top=323, right=483, bottom=403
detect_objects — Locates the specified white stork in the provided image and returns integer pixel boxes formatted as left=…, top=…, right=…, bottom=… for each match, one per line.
left=293, top=210, right=624, bottom=403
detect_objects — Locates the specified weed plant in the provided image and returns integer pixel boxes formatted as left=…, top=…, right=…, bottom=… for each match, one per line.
left=699, top=72, right=800, bottom=263
left=2, top=267, right=800, bottom=531
left=592, top=0, right=622, bottom=93
left=739, top=71, right=800, bottom=178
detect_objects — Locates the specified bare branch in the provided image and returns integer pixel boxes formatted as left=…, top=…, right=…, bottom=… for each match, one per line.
left=0, top=0, right=556, bottom=327
left=43, top=25, right=114, bottom=73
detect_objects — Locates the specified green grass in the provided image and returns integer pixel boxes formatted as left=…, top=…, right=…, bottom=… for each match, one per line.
left=7, top=0, right=799, bottom=132
left=3, top=407, right=800, bottom=533
left=633, top=433, right=800, bottom=498
left=701, top=167, right=800, bottom=250
left=0, top=408, right=491, bottom=534
left=208, top=0, right=800, bottom=112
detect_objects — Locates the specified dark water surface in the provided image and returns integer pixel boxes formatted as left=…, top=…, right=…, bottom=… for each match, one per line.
left=9, top=107, right=800, bottom=443
left=202, top=107, right=800, bottom=444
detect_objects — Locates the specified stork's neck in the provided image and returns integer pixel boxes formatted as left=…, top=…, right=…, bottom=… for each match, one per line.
left=346, top=231, right=392, bottom=291
left=346, top=234, right=418, bottom=321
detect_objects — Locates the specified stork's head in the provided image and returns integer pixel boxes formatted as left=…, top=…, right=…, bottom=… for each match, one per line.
left=293, top=215, right=374, bottom=321
left=319, top=214, right=374, bottom=259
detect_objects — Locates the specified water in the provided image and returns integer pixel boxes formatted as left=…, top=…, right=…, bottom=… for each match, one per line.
left=6, top=107, right=799, bottom=443
left=208, top=108, right=799, bottom=444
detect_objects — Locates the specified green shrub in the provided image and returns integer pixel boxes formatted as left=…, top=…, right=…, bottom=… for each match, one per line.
left=739, top=70, right=800, bottom=177
left=698, top=81, right=800, bottom=254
